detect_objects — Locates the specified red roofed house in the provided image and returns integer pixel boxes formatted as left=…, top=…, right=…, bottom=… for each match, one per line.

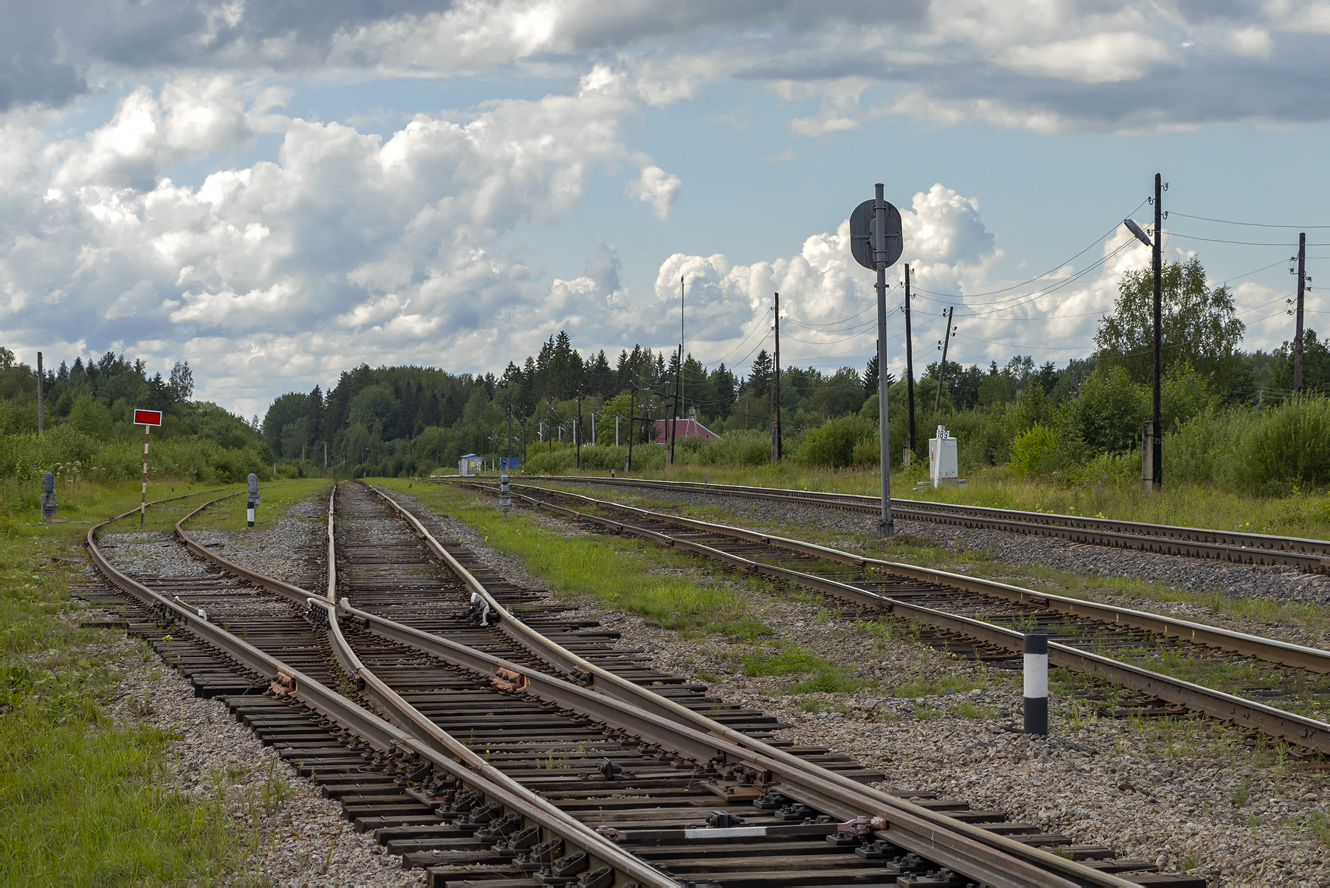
left=651, top=416, right=720, bottom=442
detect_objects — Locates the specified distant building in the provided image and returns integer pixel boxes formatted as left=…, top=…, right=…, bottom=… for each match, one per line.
left=651, top=417, right=719, bottom=442
left=499, top=457, right=521, bottom=472
left=458, top=453, right=482, bottom=476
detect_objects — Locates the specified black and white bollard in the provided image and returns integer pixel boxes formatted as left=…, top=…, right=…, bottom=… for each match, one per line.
left=1023, top=633, right=1049, bottom=735
left=246, top=473, right=260, bottom=528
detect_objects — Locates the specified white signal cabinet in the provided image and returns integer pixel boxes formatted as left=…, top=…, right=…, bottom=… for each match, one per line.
left=928, top=426, right=959, bottom=488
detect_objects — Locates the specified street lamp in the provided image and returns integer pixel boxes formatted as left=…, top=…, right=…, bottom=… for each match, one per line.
left=1123, top=171, right=1163, bottom=491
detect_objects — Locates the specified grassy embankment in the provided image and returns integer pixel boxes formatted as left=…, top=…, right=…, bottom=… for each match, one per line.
left=0, top=477, right=326, bottom=885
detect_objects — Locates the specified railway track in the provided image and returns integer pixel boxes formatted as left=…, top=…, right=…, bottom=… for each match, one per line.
left=461, top=480, right=1330, bottom=758
left=516, top=475, right=1330, bottom=575
left=76, top=484, right=1207, bottom=887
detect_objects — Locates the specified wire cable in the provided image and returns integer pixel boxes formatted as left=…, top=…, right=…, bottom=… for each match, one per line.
left=1169, top=211, right=1330, bottom=230
left=1170, top=232, right=1330, bottom=247
left=912, top=197, right=1148, bottom=301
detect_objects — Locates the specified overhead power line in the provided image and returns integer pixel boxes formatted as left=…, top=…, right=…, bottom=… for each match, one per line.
left=1170, top=231, right=1330, bottom=247
left=913, top=197, right=1148, bottom=302
left=1169, top=211, right=1330, bottom=229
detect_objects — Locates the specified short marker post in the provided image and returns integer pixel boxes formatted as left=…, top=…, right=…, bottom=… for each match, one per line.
left=1023, top=633, right=1049, bottom=735
left=246, top=473, right=260, bottom=528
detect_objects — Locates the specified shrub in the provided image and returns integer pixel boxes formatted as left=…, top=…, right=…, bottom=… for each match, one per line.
left=1068, top=366, right=1148, bottom=454
left=1234, top=397, right=1330, bottom=491
left=794, top=414, right=877, bottom=469
left=1009, top=424, right=1060, bottom=477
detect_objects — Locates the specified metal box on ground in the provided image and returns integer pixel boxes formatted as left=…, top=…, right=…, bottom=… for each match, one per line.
left=928, top=425, right=959, bottom=488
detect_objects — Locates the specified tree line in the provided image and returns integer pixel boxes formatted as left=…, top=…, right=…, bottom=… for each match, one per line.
left=252, top=255, right=1318, bottom=479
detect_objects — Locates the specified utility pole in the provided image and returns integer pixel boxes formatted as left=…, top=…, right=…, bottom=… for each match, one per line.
left=1294, top=232, right=1307, bottom=402
left=627, top=354, right=637, bottom=471
left=772, top=292, right=783, bottom=461
left=680, top=275, right=686, bottom=417
left=576, top=389, right=583, bottom=469
left=934, top=306, right=955, bottom=414
left=507, top=408, right=513, bottom=471
left=903, top=266, right=916, bottom=455
left=36, top=352, right=43, bottom=436
left=547, top=398, right=554, bottom=454
left=1146, top=172, right=1164, bottom=490
left=669, top=346, right=680, bottom=467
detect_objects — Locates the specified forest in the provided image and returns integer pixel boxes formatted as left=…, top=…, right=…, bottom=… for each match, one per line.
left=4, top=256, right=1329, bottom=499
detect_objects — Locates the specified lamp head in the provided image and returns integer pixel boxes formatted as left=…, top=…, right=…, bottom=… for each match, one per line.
left=1123, top=218, right=1153, bottom=248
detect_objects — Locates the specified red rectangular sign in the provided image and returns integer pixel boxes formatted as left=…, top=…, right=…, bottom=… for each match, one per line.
left=133, top=409, right=163, bottom=426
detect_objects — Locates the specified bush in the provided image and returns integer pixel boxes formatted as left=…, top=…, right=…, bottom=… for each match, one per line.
left=794, top=415, right=877, bottom=469
left=1009, top=425, right=1060, bottom=477
left=1068, top=366, right=1148, bottom=454
left=1234, top=397, right=1330, bottom=491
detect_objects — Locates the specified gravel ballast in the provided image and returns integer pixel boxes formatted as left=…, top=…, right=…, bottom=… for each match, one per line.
left=392, top=484, right=1330, bottom=888
left=90, top=495, right=423, bottom=888
left=83, top=485, right=1330, bottom=887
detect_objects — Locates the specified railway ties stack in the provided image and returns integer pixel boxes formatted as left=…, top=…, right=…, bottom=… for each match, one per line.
left=83, top=487, right=1210, bottom=887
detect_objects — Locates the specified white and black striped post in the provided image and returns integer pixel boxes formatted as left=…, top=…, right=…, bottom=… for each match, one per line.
left=1023, top=633, right=1049, bottom=736
left=246, top=473, right=260, bottom=528
left=140, top=423, right=150, bottom=528
left=132, top=408, right=163, bottom=527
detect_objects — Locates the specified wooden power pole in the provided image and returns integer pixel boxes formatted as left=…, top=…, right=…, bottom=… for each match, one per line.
left=934, top=306, right=954, bottom=414
left=903, top=266, right=916, bottom=454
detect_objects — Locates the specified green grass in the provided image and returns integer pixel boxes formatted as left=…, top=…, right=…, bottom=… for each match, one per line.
left=378, top=479, right=772, bottom=639
left=1310, top=810, right=1330, bottom=848
left=185, top=478, right=330, bottom=532
left=1, top=477, right=266, bottom=885
left=951, top=701, right=992, bottom=719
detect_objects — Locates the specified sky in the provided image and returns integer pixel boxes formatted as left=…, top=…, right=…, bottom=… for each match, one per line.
left=3, top=1, right=1330, bottom=421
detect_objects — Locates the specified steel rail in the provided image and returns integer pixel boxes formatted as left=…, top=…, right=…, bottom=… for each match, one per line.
left=171, top=489, right=677, bottom=888
left=172, top=487, right=1117, bottom=887
left=509, top=482, right=1330, bottom=675
left=481, top=481, right=1330, bottom=757
left=520, top=474, right=1330, bottom=572
left=353, top=484, right=1138, bottom=888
